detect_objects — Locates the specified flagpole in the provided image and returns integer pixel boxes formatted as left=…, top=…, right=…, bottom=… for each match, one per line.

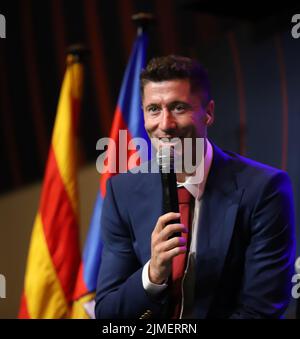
left=131, top=12, right=155, bottom=35
left=66, top=43, right=90, bottom=63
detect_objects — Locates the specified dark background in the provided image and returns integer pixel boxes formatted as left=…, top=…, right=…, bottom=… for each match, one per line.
left=0, top=0, right=298, bottom=191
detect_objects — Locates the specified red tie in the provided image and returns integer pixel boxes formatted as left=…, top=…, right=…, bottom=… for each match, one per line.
left=171, top=186, right=192, bottom=318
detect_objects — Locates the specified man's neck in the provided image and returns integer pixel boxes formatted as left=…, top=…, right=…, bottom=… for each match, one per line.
left=176, top=138, right=208, bottom=183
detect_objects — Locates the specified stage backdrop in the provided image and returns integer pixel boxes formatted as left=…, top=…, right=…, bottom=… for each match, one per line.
left=0, top=0, right=299, bottom=317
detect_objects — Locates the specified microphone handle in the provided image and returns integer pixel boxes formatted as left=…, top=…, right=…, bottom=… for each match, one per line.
left=161, top=170, right=181, bottom=238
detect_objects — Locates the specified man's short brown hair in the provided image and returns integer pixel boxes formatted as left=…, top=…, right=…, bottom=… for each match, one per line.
left=140, top=55, right=212, bottom=106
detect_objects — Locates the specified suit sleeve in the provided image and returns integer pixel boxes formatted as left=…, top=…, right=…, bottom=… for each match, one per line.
left=95, top=177, right=167, bottom=319
left=230, top=171, right=296, bottom=319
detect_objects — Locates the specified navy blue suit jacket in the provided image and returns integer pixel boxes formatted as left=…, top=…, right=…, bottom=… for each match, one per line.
left=95, top=143, right=296, bottom=319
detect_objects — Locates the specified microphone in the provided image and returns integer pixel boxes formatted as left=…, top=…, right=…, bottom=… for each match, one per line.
left=157, top=145, right=181, bottom=238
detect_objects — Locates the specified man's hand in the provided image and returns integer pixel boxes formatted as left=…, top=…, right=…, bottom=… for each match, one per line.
left=149, top=212, right=188, bottom=284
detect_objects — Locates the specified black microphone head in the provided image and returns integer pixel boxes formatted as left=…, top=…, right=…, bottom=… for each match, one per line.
left=156, top=145, right=175, bottom=173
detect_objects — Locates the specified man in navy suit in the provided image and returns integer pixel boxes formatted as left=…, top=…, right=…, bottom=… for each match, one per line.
left=95, top=55, right=296, bottom=319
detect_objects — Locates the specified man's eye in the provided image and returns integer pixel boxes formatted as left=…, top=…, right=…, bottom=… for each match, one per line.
left=148, top=106, right=160, bottom=114
left=173, top=104, right=186, bottom=113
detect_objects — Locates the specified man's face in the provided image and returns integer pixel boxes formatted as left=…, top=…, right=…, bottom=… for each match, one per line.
left=142, top=79, right=214, bottom=153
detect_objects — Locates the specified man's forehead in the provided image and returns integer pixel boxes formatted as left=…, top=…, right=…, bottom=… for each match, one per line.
left=143, top=79, right=190, bottom=89
left=143, top=80, right=191, bottom=98
left=142, top=79, right=203, bottom=106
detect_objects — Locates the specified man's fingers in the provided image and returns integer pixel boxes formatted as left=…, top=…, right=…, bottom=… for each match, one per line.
left=159, top=223, right=188, bottom=241
left=159, top=246, right=187, bottom=262
left=154, top=212, right=181, bottom=232
left=159, top=236, right=187, bottom=252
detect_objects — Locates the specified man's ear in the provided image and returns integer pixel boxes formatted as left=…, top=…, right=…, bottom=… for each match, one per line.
left=205, top=100, right=215, bottom=126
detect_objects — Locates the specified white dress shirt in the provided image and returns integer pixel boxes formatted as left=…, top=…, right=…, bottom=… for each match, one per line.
left=142, top=139, right=214, bottom=318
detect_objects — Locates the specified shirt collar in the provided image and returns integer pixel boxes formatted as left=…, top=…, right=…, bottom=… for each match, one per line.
left=177, top=139, right=213, bottom=200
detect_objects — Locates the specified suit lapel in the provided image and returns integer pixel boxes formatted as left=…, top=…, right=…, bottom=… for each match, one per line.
left=195, top=143, right=244, bottom=318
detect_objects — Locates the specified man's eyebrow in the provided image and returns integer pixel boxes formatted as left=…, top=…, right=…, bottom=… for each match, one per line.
left=167, top=101, right=192, bottom=108
left=168, top=100, right=188, bottom=105
left=145, top=103, right=161, bottom=110
left=144, top=101, right=192, bottom=111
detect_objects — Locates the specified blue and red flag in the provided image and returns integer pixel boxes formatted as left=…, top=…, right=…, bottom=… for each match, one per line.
left=71, top=30, right=149, bottom=318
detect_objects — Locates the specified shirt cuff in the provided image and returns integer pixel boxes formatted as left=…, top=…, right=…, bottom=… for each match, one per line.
left=142, top=260, right=168, bottom=296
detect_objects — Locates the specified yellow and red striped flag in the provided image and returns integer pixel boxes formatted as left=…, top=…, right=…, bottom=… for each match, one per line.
left=19, top=52, right=84, bottom=318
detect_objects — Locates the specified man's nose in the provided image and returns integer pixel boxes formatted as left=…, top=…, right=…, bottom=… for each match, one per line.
left=159, top=108, right=176, bottom=132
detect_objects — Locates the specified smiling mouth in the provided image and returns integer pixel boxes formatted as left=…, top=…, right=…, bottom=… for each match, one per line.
left=157, top=136, right=183, bottom=140
left=157, top=137, right=181, bottom=145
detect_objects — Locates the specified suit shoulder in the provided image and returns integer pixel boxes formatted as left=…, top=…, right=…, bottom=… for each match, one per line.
left=223, top=149, right=287, bottom=181
left=108, top=172, right=137, bottom=195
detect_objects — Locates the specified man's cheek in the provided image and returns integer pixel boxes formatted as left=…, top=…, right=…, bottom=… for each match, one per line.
left=144, top=121, right=157, bottom=135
